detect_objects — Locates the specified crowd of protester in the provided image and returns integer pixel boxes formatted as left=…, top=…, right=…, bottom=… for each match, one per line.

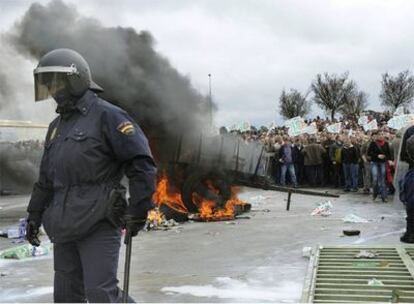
left=225, top=112, right=400, bottom=202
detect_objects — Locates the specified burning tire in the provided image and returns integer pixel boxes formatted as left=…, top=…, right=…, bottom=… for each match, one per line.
left=181, top=170, right=232, bottom=213
left=159, top=203, right=188, bottom=222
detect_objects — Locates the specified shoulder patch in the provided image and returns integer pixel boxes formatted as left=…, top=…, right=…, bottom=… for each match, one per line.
left=117, top=121, right=136, bottom=135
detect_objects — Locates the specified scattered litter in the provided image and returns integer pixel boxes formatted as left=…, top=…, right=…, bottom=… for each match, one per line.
left=225, top=221, right=239, bottom=225
left=343, top=230, right=361, bottom=236
left=354, top=250, right=378, bottom=259
left=368, top=278, right=384, bottom=286
left=0, top=272, right=7, bottom=277
left=343, top=214, right=369, bottom=223
left=188, top=214, right=197, bottom=220
left=144, top=209, right=180, bottom=231
left=235, top=216, right=250, bottom=220
left=0, top=218, right=27, bottom=240
left=302, top=247, right=312, bottom=258
left=0, top=242, right=52, bottom=260
left=311, top=201, right=332, bottom=217
left=6, top=228, right=20, bottom=239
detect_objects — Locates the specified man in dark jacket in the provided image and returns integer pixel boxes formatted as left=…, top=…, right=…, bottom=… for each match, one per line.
left=341, top=138, right=360, bottom=192
left=367, top=131, right=392, bottom=202
left=293, top=137, right=305, bottom=185
left=25, top=49, right=157, bottom=302
left=302, top=137, right=326, bottom=186
left=279, top=137, right=298, bottom=187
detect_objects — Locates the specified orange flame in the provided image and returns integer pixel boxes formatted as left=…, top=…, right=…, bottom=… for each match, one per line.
left=147, top=208, right=164, bottom=226
left=152, top=174, right=248, bottom=222
left=152, top=175, right=188, bottom=213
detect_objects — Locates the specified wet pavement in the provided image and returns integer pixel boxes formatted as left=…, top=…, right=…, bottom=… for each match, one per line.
left=0, top=188, right=406, bottom=302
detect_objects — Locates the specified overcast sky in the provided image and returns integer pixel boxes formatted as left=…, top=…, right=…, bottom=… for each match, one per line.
left=1, top=0, right=414, bottom=127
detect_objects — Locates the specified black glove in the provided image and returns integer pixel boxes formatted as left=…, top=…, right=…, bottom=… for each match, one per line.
left=26, top=213, right=41, bottom=247
left=123, top=215, right=146, bottom=244
left=124, top=215, right=146, bottom=236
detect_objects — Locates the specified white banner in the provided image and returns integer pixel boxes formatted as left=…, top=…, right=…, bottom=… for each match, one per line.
left=387, top=114, right=414, bottom=130
left=358, top=116, right=369, bottom=126
left=326, top=122, right=342, bottom=133
left=285, top=116, right=303, bottom=128
left=363, top=119, right=378, bottom=131
left=285, top=116, right=306, bottom=137
left=302, top=123, right=318, bottom=135
left=288, top=127, right=303, bottom=137
left=394, top=106, right=405, bottom=116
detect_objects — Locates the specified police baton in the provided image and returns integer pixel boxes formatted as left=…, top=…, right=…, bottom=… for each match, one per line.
left=122, top=229, right=133, bottom=303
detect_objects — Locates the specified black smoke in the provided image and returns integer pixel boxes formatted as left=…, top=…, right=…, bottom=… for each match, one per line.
left=8, top=0, right=214, bottom=152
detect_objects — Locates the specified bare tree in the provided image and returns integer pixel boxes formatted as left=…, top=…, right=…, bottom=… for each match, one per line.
left=311, top=72, right=355, bottom=120
left=380, top=70, right=414, bottom=110
left=340, top=88, right=368, bottom=118
left=279, top=89, right=310, bottom=119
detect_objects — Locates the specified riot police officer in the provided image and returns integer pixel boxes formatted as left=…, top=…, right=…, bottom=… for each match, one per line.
left=400, top=134, right=414, bottom=243
left=25, top=48, right=157, bottom=302
left=401, top=125, right=414, bottom=169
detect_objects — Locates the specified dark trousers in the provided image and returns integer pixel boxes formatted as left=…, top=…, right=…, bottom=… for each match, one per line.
left=274, top=161, right=281, bottom=184
left=305, top=165, right=324, bottom=186
left=333, top=163, right=343, bottom=187
left=53, top=221, right=134, bottom=303
left=323, top=157, right=333, bottom=186
left=343, top=163, right=359, bottom=190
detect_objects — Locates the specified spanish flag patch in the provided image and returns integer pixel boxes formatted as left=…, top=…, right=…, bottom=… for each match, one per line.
left=117, top=121, right=135, bottom=135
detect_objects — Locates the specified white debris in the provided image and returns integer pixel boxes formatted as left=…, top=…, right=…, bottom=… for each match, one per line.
left=311, top=201, right=332, bottom=217
left=355, top=250, right=378, bottom=259
left=368, top=278, right=384, bottom=286
left=343, top=214, right=369, bottom=223
left=302, top=247, right=313, bottom=258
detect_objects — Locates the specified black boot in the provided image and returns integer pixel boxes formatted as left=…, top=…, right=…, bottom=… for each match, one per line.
left=401, top=215, right=414, bottom=243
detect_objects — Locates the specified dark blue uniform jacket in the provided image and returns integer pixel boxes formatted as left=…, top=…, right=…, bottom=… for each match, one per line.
left=404, top=169, right=414, bottom=208
left=27, top=90, right=157, bottom=243
left=401, top=125, right=414, bottom=167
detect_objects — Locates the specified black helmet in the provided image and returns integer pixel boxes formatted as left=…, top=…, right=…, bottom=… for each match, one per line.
left=407, top=135, right=414, bottom=163
left=33, top=48, right=103, bottom=102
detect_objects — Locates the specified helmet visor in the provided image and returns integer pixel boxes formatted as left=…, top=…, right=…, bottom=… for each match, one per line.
left=34, top=72, right=68, bottom=102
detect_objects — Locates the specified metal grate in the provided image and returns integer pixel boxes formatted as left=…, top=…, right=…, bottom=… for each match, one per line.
left=301, top=246, right=414, bottom=303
